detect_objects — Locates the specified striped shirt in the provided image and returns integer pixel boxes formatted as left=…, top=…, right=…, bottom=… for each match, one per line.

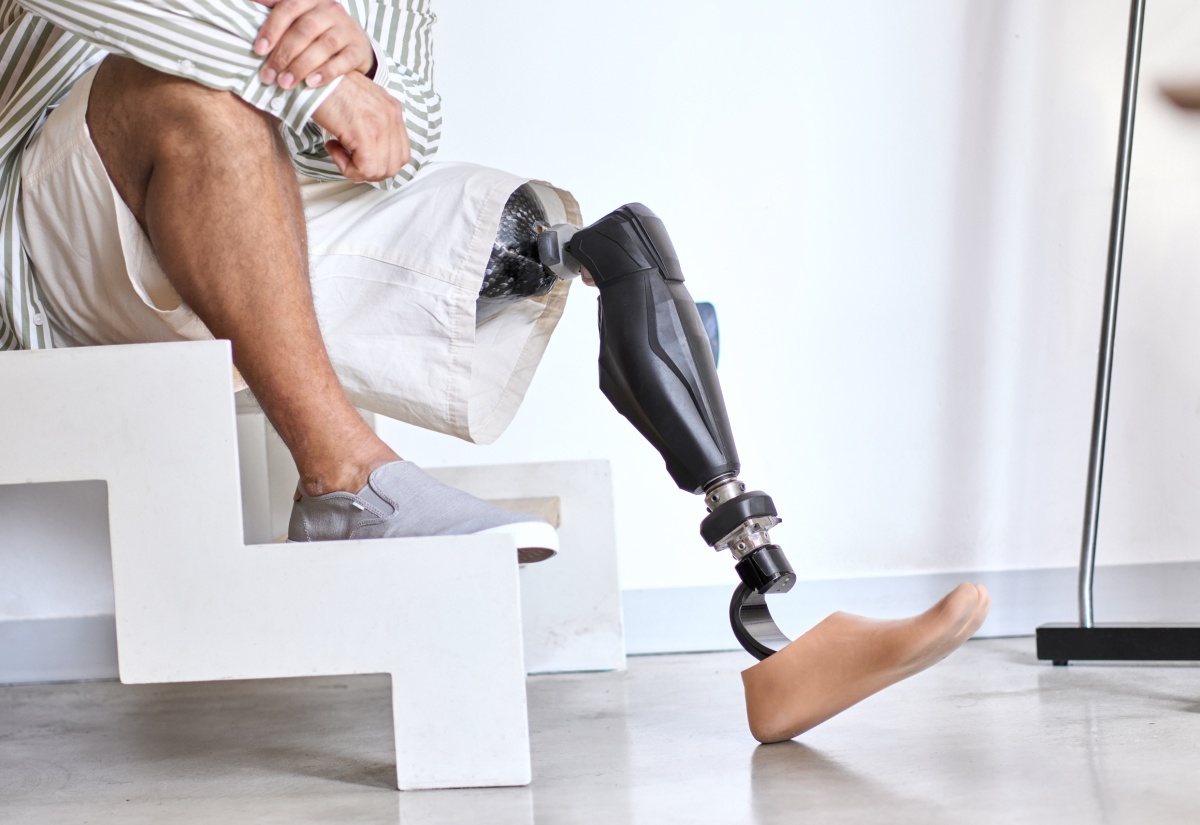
left=0, top=0, right=442, bottom=351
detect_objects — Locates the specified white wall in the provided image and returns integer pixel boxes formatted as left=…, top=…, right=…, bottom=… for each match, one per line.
left=7, top=0, right=1200, bottom=624
left=375, top=0, right=1200, bottom=590
left=0, top=482, right=111, bottom=620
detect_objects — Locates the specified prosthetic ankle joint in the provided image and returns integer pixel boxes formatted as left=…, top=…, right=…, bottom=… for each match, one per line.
left=537, top=203, right=795, bottom=660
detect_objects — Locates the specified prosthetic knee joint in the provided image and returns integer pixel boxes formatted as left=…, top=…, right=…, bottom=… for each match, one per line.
left=538, top=203, right=794, bottom=659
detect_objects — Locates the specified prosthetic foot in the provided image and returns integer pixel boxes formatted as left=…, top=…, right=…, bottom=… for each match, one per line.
left=536, top=201, right=990, bottom=739
left=742, top=582, right=989, bottom=742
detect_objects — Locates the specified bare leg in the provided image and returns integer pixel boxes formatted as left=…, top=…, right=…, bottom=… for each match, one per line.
left=86, top=57, right=396, bottom=495
left=741, top=583, right=990, bottom=743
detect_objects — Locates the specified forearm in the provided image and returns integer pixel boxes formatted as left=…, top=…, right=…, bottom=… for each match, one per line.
left=18, top=0, right=337, bottom=132
left=286, top=0, right=440, bottom=188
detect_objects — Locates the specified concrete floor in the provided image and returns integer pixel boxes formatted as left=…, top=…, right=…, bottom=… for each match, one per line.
left=2, top=636, right=1199, bottom=824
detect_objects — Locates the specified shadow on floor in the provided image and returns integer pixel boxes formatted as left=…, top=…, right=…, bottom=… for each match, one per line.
left=749, top=741, right=950, bottom=824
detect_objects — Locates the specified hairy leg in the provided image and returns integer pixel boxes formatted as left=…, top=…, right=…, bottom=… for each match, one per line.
left=86, top=56, right=396, bottom=495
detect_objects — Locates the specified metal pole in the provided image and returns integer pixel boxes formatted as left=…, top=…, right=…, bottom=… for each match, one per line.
left=1079, top=0, right=1146, bottom=628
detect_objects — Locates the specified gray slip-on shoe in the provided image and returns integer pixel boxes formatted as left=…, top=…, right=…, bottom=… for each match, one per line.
left=288, top=460, right=558, bottom=564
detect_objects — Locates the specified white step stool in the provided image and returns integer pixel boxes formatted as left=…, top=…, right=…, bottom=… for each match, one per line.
left=235, top=406, right=627, bottom=677
left=0, top=341, right=531, bottom=790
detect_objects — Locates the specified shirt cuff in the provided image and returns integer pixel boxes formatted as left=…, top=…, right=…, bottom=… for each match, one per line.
left=240, top=73, right=343, bottom=134
left=366, top=35, right=392, bottom=90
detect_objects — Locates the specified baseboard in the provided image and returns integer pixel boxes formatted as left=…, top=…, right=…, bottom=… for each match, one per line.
left=0, top=615, right=118, bottom=684
left=6, top=561, right=1200, bottom=683
left=621, top=561, right=1200, bottom=655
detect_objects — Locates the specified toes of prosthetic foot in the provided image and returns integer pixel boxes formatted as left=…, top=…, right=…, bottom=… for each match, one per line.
left=954, top=584, right=990, bottom=643
left=740, top=583, right=989, bottom=744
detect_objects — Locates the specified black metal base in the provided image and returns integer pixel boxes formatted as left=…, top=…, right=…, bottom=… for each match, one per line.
left=1036, top=623, right=1200, bottom=665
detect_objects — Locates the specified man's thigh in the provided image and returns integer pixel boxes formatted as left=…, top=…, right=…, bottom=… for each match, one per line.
left=20, top=64, right=210, bottom=348
left=21, top=66, right=578, bottom=440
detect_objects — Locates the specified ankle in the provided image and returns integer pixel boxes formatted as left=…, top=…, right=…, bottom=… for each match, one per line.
left=299, top=447, right=400, bottom=496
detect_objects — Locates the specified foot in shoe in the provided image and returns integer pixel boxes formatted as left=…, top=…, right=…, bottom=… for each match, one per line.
left=288, top=460, right=558, bottom=563
left=741, top=583, right=990, bottom=744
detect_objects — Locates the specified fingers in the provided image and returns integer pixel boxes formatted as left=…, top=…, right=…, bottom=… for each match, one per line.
left=274, top=30, right=341, bottom=89
left=304, top=47, right=368, bottom=88
left=256, top=0, right=373, bottom=88
left=395, top=121, right=411, bottom=173
left=254, top=0, right=317, bottom=62
left=327, top=123, right=410, bottom=183
left=340, top=140, right=410, bottom=183
left=324, top=139, right=352, bottom=177
left=283, top=33, right=371, bottom=89
left=312, top=73, right=411, bottom=183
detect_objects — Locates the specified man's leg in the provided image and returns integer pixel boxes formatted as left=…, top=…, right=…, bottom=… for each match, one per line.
left=86, top=56, right=396, bottom=496
left=79, top=58, right=557, bottom=558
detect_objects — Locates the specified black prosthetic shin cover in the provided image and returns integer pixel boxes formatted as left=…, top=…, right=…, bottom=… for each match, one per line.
left=567, top=203, right=795, bottom=659
left=567, top=204, right=739, bottom=494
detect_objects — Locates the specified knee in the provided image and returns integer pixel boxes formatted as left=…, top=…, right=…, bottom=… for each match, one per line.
left=89, top=56, right=280, bottom=167
left=86, top=56, right=286, bottom=227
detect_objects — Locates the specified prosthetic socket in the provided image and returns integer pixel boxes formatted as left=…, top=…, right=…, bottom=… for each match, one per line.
left=534, top=202, right=796, bottom=660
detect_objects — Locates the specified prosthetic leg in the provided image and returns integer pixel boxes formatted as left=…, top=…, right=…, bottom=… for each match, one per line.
left=523, top=196, right=988, bottom=742
left=536, top=203, right=794, bottom=659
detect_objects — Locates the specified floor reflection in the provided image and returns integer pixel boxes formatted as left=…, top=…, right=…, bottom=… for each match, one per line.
left=530, top=669, right=636, bottom=824
left=399, top=786, right=532, bottom=825
left=750, top=741, right=949, bottom=824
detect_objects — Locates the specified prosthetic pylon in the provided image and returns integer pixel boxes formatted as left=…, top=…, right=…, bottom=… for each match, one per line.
left=538, top=204, right=795, bottom=659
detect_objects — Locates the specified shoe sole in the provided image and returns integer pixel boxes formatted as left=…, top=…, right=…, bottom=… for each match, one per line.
left=472, top=521, right=559, bottom=564
left=286, top=521, right=559, bottom=565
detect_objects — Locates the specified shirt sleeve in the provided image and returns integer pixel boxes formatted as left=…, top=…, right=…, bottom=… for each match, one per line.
left=366, top=0, right=441, bottom=173
left=16, top=0, right=339, bottom=135
left=290, top=0, right=442, bottom=188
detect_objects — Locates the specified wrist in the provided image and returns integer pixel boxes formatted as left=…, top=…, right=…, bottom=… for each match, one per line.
left=312, top=73, right=352, bottom=129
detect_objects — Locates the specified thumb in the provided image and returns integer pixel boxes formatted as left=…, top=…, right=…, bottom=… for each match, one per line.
left=325, top=139, right=352, bottom=177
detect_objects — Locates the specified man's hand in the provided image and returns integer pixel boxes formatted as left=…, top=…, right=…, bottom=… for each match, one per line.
left=313, top=71, right=410, bottom=182
left=253, top=0, right=374, bottom=89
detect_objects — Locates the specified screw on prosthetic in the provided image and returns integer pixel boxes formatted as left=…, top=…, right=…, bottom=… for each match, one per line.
left=539, top=203, right=795, bottom=660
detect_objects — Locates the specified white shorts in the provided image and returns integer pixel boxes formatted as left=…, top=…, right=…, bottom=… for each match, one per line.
left=18, top=66, right=579, bottom=445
